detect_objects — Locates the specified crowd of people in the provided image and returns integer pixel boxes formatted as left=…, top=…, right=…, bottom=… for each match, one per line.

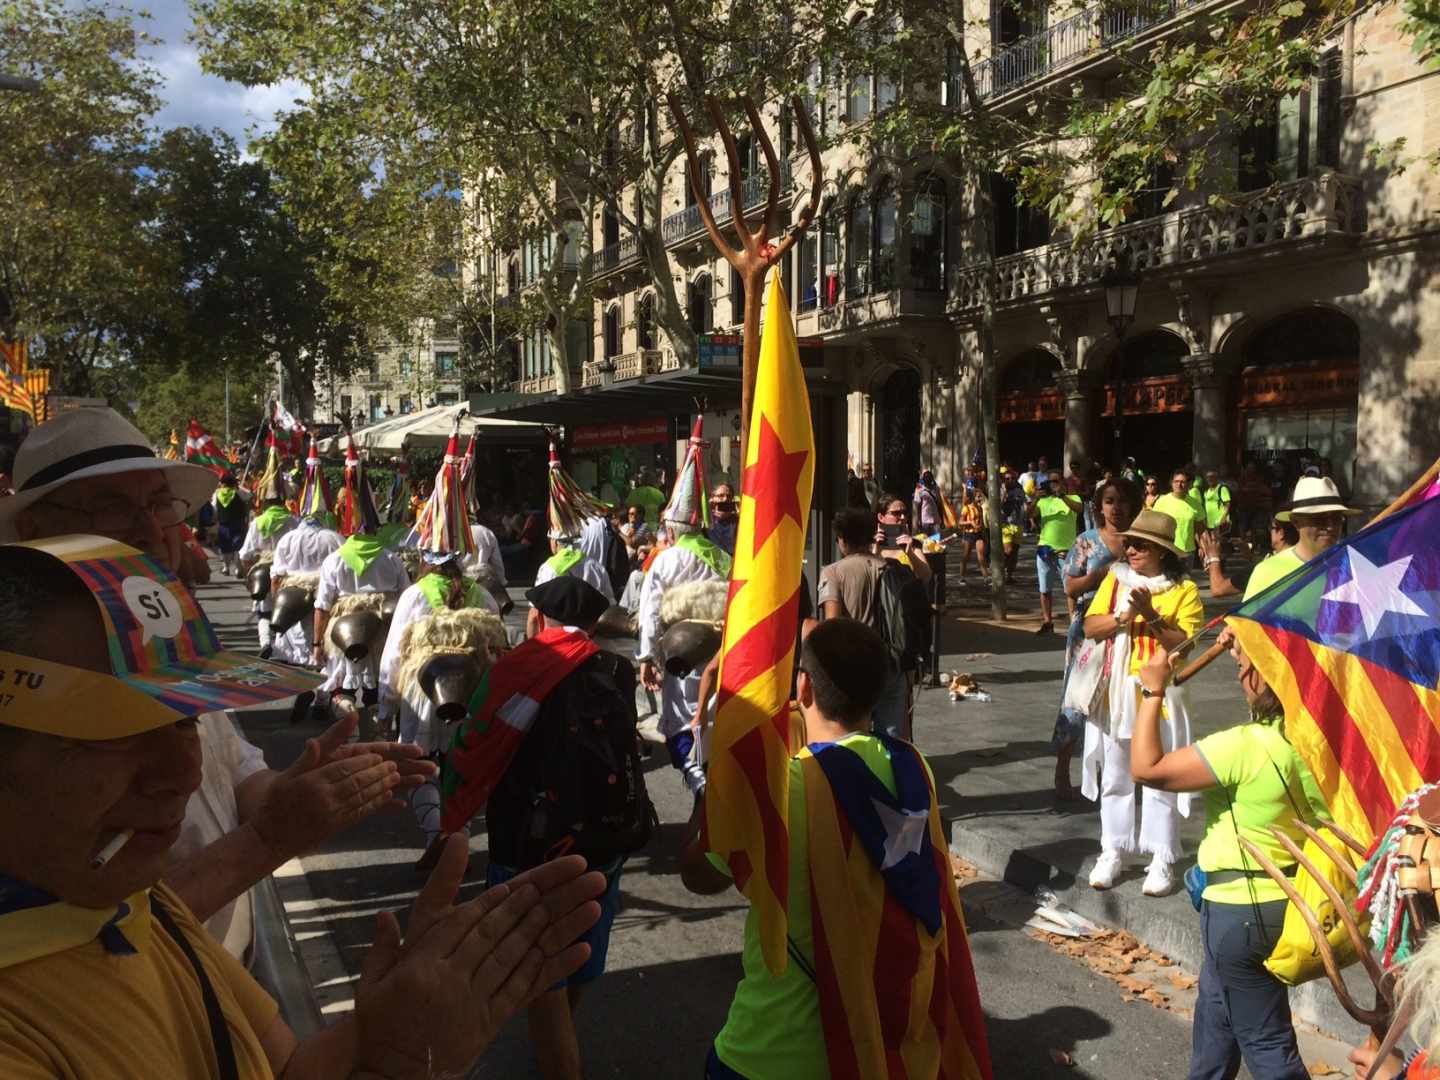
left=0, top=405, right=1431, bottom=1080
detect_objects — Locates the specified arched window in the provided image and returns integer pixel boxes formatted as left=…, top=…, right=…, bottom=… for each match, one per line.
left=731, top=267, right=746, bottom=326
left=847, top=196, right=872, bottom=296
left=1000, top=349, right=1060, bottom=393
left=603, top=304, right=622, bottom=360
left=848, top=19, right=872, bottom=123
left=688, top=275, right=712, bottom=335
left=1245, top=308, right=1359, bottom=370
left=909, top=175, right=947, bottom=292
left=1115, top=330, right=1187, bottom=381
left=873, top=179, right=897, bottom=291
left=636, top=294, right=656, bottom=350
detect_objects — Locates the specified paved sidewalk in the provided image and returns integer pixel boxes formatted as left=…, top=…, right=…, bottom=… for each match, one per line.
left=919, top=560, right=1374, bottom=1043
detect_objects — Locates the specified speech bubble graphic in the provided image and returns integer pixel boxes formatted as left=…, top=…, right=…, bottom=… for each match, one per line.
left=121, top=576, right=184, bottom=643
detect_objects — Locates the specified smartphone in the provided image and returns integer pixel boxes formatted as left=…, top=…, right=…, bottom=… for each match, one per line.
left=880, top=523, right=906, bottom=548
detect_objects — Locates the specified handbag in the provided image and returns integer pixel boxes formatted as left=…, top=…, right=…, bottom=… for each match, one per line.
left=1061, top=579, right=1118, bottom=719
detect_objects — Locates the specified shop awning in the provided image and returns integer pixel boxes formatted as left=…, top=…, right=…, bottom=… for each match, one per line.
left=315, top=403, right=547, bottom=453
left=469, top=365, right=845, bottom=426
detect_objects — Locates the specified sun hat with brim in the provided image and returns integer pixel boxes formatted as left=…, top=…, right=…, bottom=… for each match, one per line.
left=1120, top=508, right=1185, bottom=558
left=1273, top=476, right=1362, bottom=521
left=0, top=408, right=219, bottom=538
left=0, top=535, right=322, bottom=739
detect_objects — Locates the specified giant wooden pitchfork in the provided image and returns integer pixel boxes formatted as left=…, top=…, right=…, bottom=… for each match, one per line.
left=666, top=93, right=823, bottom=447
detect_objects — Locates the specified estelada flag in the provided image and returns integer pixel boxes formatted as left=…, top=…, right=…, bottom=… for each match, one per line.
left=707, top=268, right=813, bottom=975
left=800, top=734, right=991, bottom=1079
left=185, top=419, right=230, bottom=476
left=1228, top=493, right=1440, bottom=848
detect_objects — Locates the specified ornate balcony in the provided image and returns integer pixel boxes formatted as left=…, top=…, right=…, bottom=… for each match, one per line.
left=593, top=234, right=641, bottom=276
left=948, top=0, right=1193, bottom=106
left=512, top=373, right=560, bottom=395
left=662, top=162, right=794, bottom=247
left=613, top=349, right=664, bottom=381
left=949, top=173, right=1364, bottom=314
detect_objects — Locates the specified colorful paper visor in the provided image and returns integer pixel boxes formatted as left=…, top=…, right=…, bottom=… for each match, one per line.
left=0, top=535, right=321, bottom=739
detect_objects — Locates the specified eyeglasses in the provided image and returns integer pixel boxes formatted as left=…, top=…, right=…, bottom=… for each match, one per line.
left=37, top=494, right=190, bottom=533
left=881, top=507, right=907, bottom=519
left=1124, top=538, right=1154, bottom=552
left=710, top=500, right=736, bottom=512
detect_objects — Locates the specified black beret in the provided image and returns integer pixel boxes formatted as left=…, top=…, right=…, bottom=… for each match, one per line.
left=525, top=575, right=610, bottom=627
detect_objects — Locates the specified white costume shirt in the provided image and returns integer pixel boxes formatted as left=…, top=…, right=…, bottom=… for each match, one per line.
left=172, top=713, right=269, bottom=963
left=270, top=520, right=344, bottom=664
left=315, top=547, right=410, bottom=692
left=636, top=541, right=725, bottom=662
left=238, top=513, right=295, bottom=563
left=378, top=577, right=500, bottom=753
left=463, top=523, right=507, bottom=588
left=533, top=553, right=614, bottom=602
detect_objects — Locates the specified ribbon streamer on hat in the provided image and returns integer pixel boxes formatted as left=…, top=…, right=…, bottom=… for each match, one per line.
left=547, top=440, right=609, bottom=541
left=414, top=420, right=476, bottom=557
left=297, top=434, right=334, bottom=523
left=662, top=416, right=709, bottom=528
left=339, top=433, right=382, bottom=537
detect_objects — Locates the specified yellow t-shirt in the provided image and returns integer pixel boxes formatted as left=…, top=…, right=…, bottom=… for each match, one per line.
left=1086, top=572, right=1205, bottom=675
left=0, top=884, right=278, bottom=1078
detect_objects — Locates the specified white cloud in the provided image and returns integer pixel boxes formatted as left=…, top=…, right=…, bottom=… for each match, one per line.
left=125, top=0, right=306, bottom=145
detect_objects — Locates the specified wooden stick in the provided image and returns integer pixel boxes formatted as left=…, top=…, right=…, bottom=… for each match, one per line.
left=1321, top=819, right=1371, bottom=860
left=1294, top=819, right=1361, bottom=888
left=1172, top=454, right=1440, bottom=685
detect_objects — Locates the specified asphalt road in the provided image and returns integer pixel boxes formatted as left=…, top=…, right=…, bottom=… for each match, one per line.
left=197, top=564, right=1352, bottom=1080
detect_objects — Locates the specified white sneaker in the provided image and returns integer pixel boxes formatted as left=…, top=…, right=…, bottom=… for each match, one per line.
left=1142, top=858, right=1176, bottom=897
left=1089, top=850, right=1124, bottom=890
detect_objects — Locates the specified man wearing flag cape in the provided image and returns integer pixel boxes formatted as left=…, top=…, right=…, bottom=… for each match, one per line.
left=637, top=415, right=733, bottom=799
left=312, top=436, right=410, bottom=711
left=679, top=272, right=990, bottom=1080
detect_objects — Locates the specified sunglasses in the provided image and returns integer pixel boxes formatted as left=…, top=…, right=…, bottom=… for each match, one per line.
left=882, top=507, right=907, bottom=518
left=1124, top=538, right=1155, bottom=552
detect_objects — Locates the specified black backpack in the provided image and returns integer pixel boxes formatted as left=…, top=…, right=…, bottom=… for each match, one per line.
left=488, top=653, right=657, bottom=870
left=875, top=560, right=933, bottom=674
left=601, top=523, right=631, bottom=598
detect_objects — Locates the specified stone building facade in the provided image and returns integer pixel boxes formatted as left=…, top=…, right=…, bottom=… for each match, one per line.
left=318, top=319, right=466, bottom=427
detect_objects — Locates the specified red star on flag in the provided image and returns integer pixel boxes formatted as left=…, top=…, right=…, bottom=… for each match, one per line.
left=743, top=414, right=809, bottom=558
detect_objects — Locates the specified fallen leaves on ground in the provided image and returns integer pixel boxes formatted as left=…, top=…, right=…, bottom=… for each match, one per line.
left=1028, top=927, right=1186, bottom=1012
left=1307, top=1063, right=1342, bottom=1077
left=950, top=853, right=979, bottom=884
left=1167, top=970, right=1198, bottom=991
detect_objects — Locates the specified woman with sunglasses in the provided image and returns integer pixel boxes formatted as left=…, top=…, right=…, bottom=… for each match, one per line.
left=1074, top=509, right=1204, bottom=895
left=1051, top=476, right=1138, bottom=801
left=1143, top=476, right=1162, bottom=509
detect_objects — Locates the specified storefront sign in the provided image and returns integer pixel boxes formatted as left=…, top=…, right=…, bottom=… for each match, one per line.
left=698, top=333, right=826, bottom=369
left=1238, top=365, right=1359, bottom=409
left=999, top=389, right=1065, bottom=424
left=571, top=418, right=670, bottom=449
left=1101, top=375, right=1193, bottom=416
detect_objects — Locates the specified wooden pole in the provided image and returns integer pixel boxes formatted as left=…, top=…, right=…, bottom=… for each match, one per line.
left=1173, top=454, right=1440, bottom=686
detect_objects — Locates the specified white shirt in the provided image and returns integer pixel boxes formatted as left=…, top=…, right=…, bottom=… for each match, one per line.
left=271, top=519, right=344, bottom=576
left=637, top=542, right=725, bottom=661
left=534, top=552, right=615, bottom=603
left=464, top=523, right=507, bottom=588
left=238, top=514, right=295, bottom=563
left=315, top=546, right=410, bottom=611
left=172, top=712, right=269, bottom=963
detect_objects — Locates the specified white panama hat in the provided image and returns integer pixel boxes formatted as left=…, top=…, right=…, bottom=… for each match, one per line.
left=0, top=408, right=220, bottom=538
left=1274, top=476, right=1362, bottom=521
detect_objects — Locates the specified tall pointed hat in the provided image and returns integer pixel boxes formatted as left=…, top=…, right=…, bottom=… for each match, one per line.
left=662, top=416, right=709, bottom=528
left=339, top=433, right=382, bottom=536
left=547, top=440, right=609, bottom=541
left=296, top=433, right=334, bottom=523
left=251, top=422, right=286, bottom=502
left=413, top=420, right=476, bottom=558
left=459, top=430, right=479, bottom=515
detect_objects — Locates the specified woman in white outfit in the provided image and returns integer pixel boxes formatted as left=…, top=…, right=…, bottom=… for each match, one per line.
left=1074, top=508, right=1204, bottom=897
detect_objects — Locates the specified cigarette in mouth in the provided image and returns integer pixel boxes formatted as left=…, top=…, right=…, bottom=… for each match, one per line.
left=91, top=829, right=135, bottom=870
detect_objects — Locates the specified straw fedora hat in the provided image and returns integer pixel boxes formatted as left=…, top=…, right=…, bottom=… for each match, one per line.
left=1274, top=476, right=1361, bottom=521
left=1121, top=508, right=1185, bottom=558
left=0, top=408, right=219, bottom=537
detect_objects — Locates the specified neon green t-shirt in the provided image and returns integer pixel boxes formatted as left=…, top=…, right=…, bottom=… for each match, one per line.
left=711, top=732, right=903, bottom=1080
left=1193, top=721, right=1329, bottom=904
left=1153, top=493, right=1201, bottom=553
left=1201, top=484, right=1231, bottom=530
left=627, top=485, right=667, bottom=528
left=1036, top=495, right=1079, bottom=552
left=1241, top=546, right=1305, bottom=602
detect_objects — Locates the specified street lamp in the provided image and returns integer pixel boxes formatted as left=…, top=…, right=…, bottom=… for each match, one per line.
left=1101, top=261, right=1141, bottom=465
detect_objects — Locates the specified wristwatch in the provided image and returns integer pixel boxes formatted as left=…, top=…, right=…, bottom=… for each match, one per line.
left=1140, top=686, right=1162, bottom=699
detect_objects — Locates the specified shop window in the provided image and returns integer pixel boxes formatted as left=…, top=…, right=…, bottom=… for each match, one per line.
left=636, top=295, right=656, bottom=350
left=603, top=305, right=622, bottom=359
left=991, top=171, right=1050, bottom=256
left=731, top=267, right=746, bottom=326
left=873, top=179, right=897, bottom=291
left=910, top=175, right=947, bottom=291
left=1239, top=48, right=1342, bottom=189
left=688, top=275, right=712, bottom=335
left=847, top=195, right=872, bottom=296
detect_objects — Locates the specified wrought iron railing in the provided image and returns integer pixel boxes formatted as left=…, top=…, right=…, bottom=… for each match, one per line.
left=949, top=173, right=1364, bottom=311
left=662, top=162, right=794, bottom=246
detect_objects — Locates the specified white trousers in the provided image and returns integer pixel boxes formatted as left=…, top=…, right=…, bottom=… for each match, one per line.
left=1088, top=724, right=1183, bottom=864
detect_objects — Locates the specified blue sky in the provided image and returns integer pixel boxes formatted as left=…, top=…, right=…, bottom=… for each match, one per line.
left=135, top=0, right=303, bottom=144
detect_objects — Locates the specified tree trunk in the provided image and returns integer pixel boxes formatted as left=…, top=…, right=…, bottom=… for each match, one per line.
left=972, top=167, right=1008, bottom=621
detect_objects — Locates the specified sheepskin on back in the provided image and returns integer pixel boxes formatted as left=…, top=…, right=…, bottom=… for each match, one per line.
left=659, top=580, right=728, bottom=630
left=393, top=607, right=508, bottom=701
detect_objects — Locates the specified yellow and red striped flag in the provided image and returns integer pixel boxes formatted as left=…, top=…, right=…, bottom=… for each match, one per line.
left=707, top=268, right=814, bottom=975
